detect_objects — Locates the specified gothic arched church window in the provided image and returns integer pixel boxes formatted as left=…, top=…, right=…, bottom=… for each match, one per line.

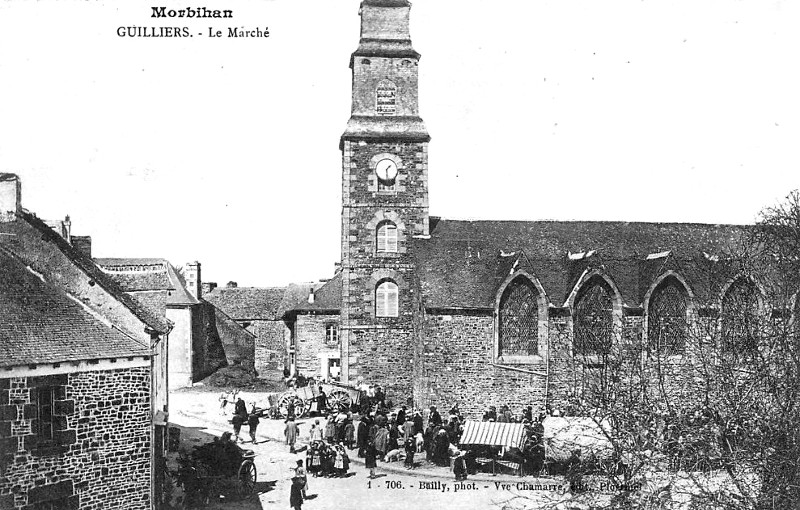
left=498, top=278, right=539, bottom=356
left=648, top=279, right=688, bottom=355
left=376, top=280, right=399, bottom=317
left=574, top=279, right=614, bottom=356
left=376, top=221, right=398, bottom=253
left=721, top=278, right=760, bottom=354
left=376, top=80, right=397, bottom=116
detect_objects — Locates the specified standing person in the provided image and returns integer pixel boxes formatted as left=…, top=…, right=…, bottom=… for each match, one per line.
left=453, top=452, right=467, bottom=481
left=232, top=412, right=245, bottom=443
left=404, top=436, right=415, bottom=469
left=396, top=406, right=407, bottom=427
left=324, top=415, right=336, bottom=443
left=248, top=404, right=260, bottom=443
left=316, top=386, right=328, bottom=416
left=413, top=410, right=423, bottom=435
left=293, top=459, right=308, bottom=498
left=403, top=413, right=415, bottom=441
left=218, top=391, right=229, bottom=415
left=357, top=417, right=369, bottom=457
left=285, top=416, right=299, bottom=453
left=334, top=443, right=349, bottom=477
left=387, top=414, right=399, bottom=452
left=290, top=476, right=304, bottom=510
left=365, top=440, right=378, bottom=479
left=429, top=406, right=442, bottom=427
left=234, top=396, right=247, bottom=419
left=309, top=419, right=324, bottom=443
left=344, top=419, right=355, bottom=449
left=374, top=425, right=389, bottom=461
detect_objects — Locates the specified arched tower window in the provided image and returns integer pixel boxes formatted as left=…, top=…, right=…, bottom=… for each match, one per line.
left=498, top=277, right=539, bottom=356
left=721, top=279, right=760, bottom=353
left=376, top=280, right=399, bottom=317
left=574, top=278, right=614, bottom=356
left=647, top=278, right=688, bottom=355
left=376, top=81, right=397, bottom=116
left=376, top=221, right=398, bottom=253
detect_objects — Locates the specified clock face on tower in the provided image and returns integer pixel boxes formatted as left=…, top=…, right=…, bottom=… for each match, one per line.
left=375, top=158, right=398, bottom=183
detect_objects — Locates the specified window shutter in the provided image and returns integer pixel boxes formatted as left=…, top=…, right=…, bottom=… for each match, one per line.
left=376, top=287, right=386, bottom=316
left=386, top=225, right=398, bottom=252
left=377, top=225, right=387, bottom=252
left=387, top=285, right=398, bottom=317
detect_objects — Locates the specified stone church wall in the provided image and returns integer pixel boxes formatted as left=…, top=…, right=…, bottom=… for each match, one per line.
left=0, top=368, right=151, bottom=510
left=418, top=312, right=548, bottom=420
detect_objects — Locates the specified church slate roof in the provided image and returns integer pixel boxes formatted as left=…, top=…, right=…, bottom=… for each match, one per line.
left=205, top=286, right=288, bottom=321
left=0, top=249, right=150, bottom=368
left=412, top=218, right=748, bottom=310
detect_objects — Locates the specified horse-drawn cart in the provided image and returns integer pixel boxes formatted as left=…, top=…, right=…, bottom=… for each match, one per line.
left=175, top=439, right=257, bottom=506
left=275, top=380, right=361, bottom=419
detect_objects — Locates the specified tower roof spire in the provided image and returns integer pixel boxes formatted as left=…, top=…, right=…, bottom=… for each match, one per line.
left=353, top=0, right=418, bottom=63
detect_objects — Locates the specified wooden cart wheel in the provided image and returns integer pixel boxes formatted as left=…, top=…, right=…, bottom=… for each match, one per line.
left=277, top=393, right=305, bottom=419
left=328, top=389, right=351, bottom=412
left=237, top=459, right=257, bottom=498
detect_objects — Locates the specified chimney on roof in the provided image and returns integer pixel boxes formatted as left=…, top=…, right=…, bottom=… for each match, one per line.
left=185, top=261, right=201, bottom=300
left=308, top=288, right=315, bottom=304
left=62, top=215, right=72, bottom=243
left=202, top=282, right=218, bottom=294
left=0, top=173, right=21, bottom=222
left=72, top=236, right=92, bottom=258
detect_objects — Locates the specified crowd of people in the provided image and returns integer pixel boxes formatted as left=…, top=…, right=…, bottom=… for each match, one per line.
left=218, top=384, right=550, bottom=510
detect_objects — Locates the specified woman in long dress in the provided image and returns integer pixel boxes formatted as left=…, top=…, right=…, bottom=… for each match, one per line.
left=374, top=425, right=390, bottom=460
left=285, top=417, right=298, bottom=453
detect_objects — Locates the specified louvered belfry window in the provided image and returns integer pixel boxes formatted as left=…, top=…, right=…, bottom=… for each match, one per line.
left=574, top=280, right=614, bottom=355
left=377, top=221, right=398, bottom=253
left=648, top=280, right=688, bottom=355
left=376, top=280, right=399, bottom=317
left=499, top=278, right=539, bottom=356
left=722, top=279, right=760, bottom=353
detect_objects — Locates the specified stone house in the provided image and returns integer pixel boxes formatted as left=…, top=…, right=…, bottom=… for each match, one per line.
left=204, top=282, right=321, bottom=380
left=93, top=259, right=253, bottom=389
left=0, top=174, right=168, bottom=509
left=279, top=1, right=796, bottom=420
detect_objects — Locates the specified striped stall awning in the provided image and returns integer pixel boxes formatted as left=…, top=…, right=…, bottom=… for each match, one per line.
left=459, top=420, right=527, bottom=449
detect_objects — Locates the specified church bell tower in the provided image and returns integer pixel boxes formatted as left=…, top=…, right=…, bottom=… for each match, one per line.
left=339, top=0, right=429, bottom=399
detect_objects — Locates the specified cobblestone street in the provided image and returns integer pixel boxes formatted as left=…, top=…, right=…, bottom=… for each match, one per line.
left=168, top=390, right=567, bottom=510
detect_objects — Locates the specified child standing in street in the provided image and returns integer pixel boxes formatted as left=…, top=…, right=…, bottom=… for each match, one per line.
left=290, top=476, right=304, bottom=510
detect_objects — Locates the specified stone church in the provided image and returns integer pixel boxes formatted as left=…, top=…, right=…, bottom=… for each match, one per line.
left=284, top=0, right=773, bottom=419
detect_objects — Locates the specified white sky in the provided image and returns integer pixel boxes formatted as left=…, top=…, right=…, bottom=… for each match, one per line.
left=1, top=0, right=798, bottom=287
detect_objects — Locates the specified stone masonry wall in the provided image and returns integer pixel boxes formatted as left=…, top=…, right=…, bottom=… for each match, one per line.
left=294, top=314, right=339, bottom=379
left=341, top=139, right=428, bottom=398
left=0, top=368, right=151, bottom=510
left=418, top=311, right=715, bottom=422
left=418, top=312, right=547, bottom=420
left=249, top=319, right=289, bottom=378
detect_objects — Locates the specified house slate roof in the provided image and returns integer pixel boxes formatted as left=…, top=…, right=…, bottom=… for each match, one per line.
left=285, top=272, right=342, bottom=315
left=0, top=249, right=150, bottom=367
left=204, top=286, right=288, bottom=321
left=411, top=218, right=748, bottom=310
left=0, top=210, right=169, bottom=333
left=94, top=258, right=199, bottom=306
